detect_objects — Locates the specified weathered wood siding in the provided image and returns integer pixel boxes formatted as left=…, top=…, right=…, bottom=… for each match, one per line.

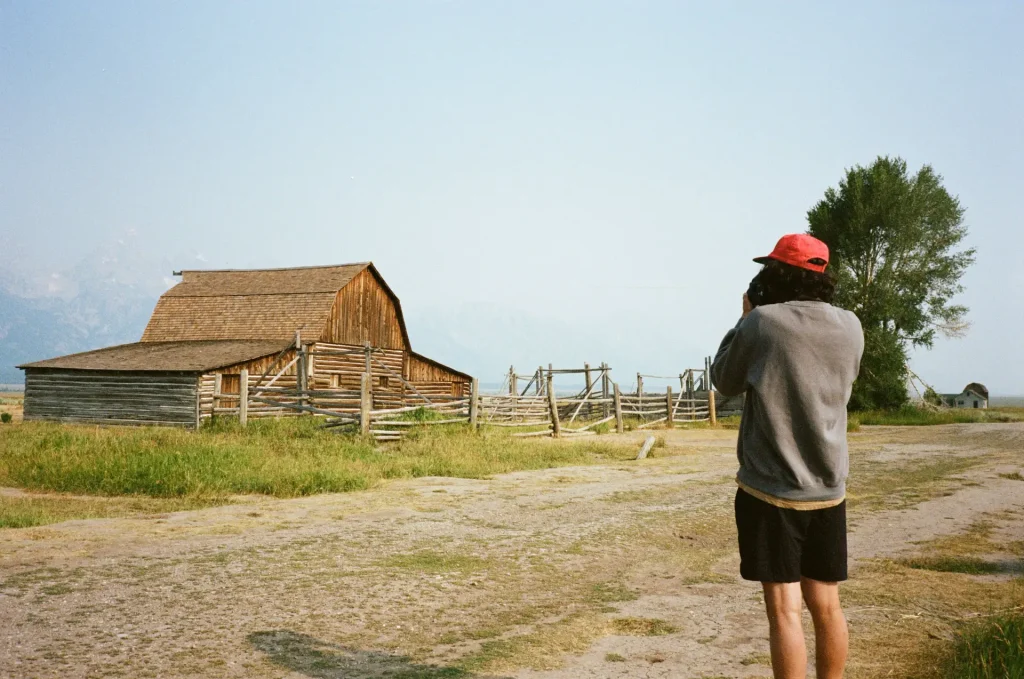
left=310, top=343, right=405, bottom=407
left=405, top=353, right=471, bottom=397
left=199, top=349, right=300, bottom=419
left=321, top=269, right=407, bottom=350
left=23, top=370, right=199, bottom=427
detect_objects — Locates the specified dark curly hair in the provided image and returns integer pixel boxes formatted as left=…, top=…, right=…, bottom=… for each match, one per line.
left=751, top=259, right=836, bottom=306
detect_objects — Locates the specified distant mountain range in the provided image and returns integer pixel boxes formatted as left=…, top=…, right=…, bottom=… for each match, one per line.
left=0, top=233, right=202, bottom=383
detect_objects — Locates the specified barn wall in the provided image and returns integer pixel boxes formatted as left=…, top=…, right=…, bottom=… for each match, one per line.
left=24, top=370, right=199, bottom=427
left=321, top=269, right=407, bottom=350
left=405, top=353, right=471, bottom=397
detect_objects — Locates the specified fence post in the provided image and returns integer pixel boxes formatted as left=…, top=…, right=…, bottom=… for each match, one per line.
left=213, top=373, right=222, bottom=412
left=583, top=362, right=592, bottom=418
left=666, top=386, right=674, bottom=427
left=469, top=378, right=479, bottom=429
left=547, top=375, right=560, bottom=438
left=601, top=362, right=610, bottom=418
left=239, top=369, right=249, bottom=427
left=613, top=383, right=624, bottom=433
left=709, top=389, right=717, bottom=427
left=360, top=372, right=371, bottom=436
left=536, top=366, right=543, bottom=395
left=297, top=352, right=308, bottom=412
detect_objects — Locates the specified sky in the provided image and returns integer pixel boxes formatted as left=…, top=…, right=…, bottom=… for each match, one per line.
left=1, top=1, right=1022, bottom=394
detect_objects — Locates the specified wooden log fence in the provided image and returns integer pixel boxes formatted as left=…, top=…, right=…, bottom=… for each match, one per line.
left=212, top=354, right=716, bottom=442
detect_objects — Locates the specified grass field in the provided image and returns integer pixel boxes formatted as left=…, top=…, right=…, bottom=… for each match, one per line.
left=854, top=406, right=1023, bottom=427
left=0, top=417, right=634, bottom=527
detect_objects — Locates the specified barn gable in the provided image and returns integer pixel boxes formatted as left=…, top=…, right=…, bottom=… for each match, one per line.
left=321, top=267, right=410, bottom=349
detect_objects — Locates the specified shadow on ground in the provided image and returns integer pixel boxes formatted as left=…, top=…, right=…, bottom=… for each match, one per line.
left=248, top=630, right=509, bottom=679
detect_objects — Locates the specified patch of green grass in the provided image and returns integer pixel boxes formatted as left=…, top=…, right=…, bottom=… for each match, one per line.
left=609, top=617, right=678, bottom=636
left=588, top=582, right=639, bottom=604
left=943, top=612, right=1024, bottom=679
left=740, top=652, right=772, bottom=666
left=856, top=406, right=1022, bottom=426
left=999, top=472, right=1024, bottom=482
left=457, top=613, right=605, bottom=672
left=0, top=419, right=632, bottom=499
left=716, top=415, right=743, bottom=429
left=382, top=551, right=491, bottom=574
left=604, top=652, right=626, bottom=662
left=901, top=556, right=1004, bottom=576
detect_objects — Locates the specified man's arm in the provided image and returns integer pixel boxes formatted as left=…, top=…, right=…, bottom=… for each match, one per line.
left=711, top=296, right=759, bottom=398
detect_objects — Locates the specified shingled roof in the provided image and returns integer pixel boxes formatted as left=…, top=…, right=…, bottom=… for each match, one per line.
left=18, top=340, right=291, bottom=372
left=142, top=263, right=371, bottom=342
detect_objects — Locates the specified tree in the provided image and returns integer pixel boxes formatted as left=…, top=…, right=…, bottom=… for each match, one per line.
left=807, top=156, right=975, bottom=410
left=922, top=387, right=944, bottom=407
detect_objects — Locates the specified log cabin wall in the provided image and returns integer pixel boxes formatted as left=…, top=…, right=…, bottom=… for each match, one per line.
left=320, top=269, right=407, bottom=350
left=199, top=349, right=300, bottom=419
left=405, top=353, right=472, bottom=398
left=309, top=343, right=405, bottom=409
left=24, top=370, right=200, bottom=427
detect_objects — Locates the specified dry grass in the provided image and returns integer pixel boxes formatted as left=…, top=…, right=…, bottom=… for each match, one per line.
left=609, top=617, right=678, bottom=636
left=0, top=493, right=222, bottom=528
left=844, top=513, right=1024, bottom=678
left=847, top=455, right=983, bottom=511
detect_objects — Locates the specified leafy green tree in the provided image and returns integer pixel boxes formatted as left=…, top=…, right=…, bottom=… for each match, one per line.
left=923, top=387, right=944, bottom=407
left=807, top=156, right=975, bottom=410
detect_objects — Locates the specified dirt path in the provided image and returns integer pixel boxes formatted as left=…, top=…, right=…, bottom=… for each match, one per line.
left=1, top=424, right=1021, bottom=678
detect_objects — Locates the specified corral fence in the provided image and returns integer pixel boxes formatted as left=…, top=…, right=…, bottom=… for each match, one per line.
left=212, top=338, right=719, bottom=442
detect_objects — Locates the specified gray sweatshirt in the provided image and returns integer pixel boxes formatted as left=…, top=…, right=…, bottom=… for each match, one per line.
left=712, top=301, right=864, bottom=503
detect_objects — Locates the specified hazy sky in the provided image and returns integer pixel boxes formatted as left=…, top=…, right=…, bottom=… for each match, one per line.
left=2, top=1, right=1022, bottom=394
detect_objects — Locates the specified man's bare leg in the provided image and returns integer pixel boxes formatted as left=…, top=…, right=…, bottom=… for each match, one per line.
left=762, top=581, right=807, bottom=679
left=801, top=577, right=848, bottom=679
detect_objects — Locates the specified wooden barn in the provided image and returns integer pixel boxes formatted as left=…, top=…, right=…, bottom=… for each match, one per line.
left=19, top=263, right=472, bottom=427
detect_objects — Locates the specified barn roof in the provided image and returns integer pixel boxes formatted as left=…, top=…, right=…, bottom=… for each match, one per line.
left=963, top=382, right=989, bottom=399
left=142, top=263, right=382, bottom=343
left=18, top=340, right=290, bottom=372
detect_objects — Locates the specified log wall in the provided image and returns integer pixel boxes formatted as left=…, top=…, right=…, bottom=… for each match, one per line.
left=405, top=353, right=471, bottom=397
left=23, top=370, right=199, bottom=427
left=311, top=343, right=406, bottom=409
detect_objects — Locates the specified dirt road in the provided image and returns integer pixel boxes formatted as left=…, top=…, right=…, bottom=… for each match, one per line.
left=1, top=424, right=1022, bottom=678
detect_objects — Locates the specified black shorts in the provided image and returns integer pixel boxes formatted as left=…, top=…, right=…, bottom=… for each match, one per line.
left=734, top=488, right=848, bottom=583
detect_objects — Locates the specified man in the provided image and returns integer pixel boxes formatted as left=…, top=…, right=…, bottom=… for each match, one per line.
left=711, top=234, right=863, bottom=679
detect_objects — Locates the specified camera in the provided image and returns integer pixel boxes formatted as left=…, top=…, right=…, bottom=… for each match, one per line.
left=746, top=269, right=767, bottom=308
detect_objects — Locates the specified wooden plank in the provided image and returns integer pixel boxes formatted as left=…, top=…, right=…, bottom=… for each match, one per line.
left=360, top=373, right=371, bottom=435
left=636, top=436, right=656, bottom=459
left=614, top=383, right=624, bottom=434
left=213, top=374, right=222, bottom=412
left=547, top=375, right=560, bottom=438
left=239, top=368, right=249, bottom=427
left=469, top=378, right=479, bottom=428
left=637, top=417, right=668, bottom=429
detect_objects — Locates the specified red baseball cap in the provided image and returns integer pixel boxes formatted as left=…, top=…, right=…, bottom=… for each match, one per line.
left=754, top=234, right=830, bottom=273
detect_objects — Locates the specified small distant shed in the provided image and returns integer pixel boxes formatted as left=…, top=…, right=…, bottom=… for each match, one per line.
left=19, top=263, right=472, bottom=427
left=943, top=383, right=989, bottom=409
